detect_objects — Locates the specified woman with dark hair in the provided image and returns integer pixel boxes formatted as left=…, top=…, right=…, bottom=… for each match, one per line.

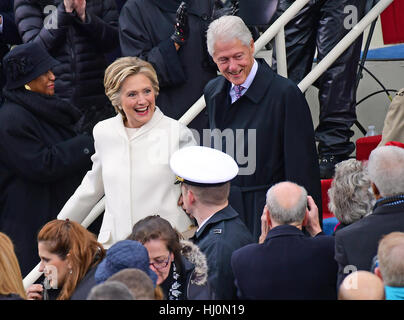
left=0, top=42, right=94, bottom=277
left=26, top=219, right=105, bottom=300
left=128, top=215, right=214, bottom=300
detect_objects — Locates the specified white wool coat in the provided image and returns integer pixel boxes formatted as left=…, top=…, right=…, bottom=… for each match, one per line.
left=58, top=107, right=195, bottom=247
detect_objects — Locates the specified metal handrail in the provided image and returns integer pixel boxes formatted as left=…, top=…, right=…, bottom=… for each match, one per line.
left=23, top=0, right=395, bottom=288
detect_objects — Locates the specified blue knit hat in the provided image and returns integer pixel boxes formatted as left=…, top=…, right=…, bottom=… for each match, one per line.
left=95, top=240, right=158, bottom=286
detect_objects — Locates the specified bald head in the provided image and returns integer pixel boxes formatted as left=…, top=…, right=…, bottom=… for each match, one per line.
left=338, top=271, right=385, bottom=300
left=266, top=182, right=307, bottom=225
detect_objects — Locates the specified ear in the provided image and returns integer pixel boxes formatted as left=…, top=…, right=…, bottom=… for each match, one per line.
left=371, top=182, right=381, bottom=199
left=187, top=189, right=196, bottom=205
left=374, top=267, right=383, bottom=281
left=66, top=253, right=73, bottom=270
left=249, top=39, right=255, bottom=54
left=264, top=206, right=272, bottom=228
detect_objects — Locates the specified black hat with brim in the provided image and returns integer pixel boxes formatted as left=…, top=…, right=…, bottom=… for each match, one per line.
left=3, top=42, right=60, bottom=90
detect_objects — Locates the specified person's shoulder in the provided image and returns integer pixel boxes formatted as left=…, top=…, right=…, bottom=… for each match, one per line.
left=204, top=75, right=226, bottom=97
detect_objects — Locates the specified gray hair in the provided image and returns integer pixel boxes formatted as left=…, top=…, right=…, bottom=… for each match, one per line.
left=328, top=159, right=374, bottom=225
left=378, top=232, right=404, bottom=286
left=107, top=269, right=155, bottom=300
left=206, top=15, right=253, bottom=57
left=87, top=281, right=135, bottom=300
left=367, top=146, right=404, bottom=197
left=266, top=182, right=308, bottom=225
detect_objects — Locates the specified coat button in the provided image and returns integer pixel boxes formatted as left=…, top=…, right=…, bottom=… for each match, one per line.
left=201, top=13, right=209, bottom=21
left=83, top=148, right=90, bottom=154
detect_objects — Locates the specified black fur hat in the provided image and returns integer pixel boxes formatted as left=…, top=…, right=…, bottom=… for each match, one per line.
left=3, top=42, right=59, bottom=90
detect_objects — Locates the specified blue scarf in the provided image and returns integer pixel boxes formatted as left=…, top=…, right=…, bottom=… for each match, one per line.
left=385, top=286, right=404, bottom=300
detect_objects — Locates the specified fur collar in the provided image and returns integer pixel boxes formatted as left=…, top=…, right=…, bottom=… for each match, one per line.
left=180, top=240, right=208, bottom=286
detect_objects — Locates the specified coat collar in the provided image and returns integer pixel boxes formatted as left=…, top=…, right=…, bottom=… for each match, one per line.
left=264, top=225, right=305, bottom=243
left=208, top=59, right=275, bottom=105
left=193, top=205, right=238, bottom=239
left=372, top=200, right=404, bottom=216
left=111, top=106, right=164, bottom=141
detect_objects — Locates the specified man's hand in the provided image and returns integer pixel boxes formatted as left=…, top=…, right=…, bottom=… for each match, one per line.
left=171, top=2, right=188, bottom=47
left=64, top=0, right=75, bottom=13
left=74, top=0, right=87, bottom=22
left=304, top=196, right=322, bottom=237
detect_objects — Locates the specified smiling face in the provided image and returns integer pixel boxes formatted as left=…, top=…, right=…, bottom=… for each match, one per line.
left=144, top=238, right=174, bottom=285
left=27, top=70, right=55, bottom=95
left=38, top=242, right=70, bottom=289
left=213, top=38, right=255, bottom=86
left=120, top=73, right=156, bottom=128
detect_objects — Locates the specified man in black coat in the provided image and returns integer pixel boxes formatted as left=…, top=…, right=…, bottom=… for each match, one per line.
left=170, top=146, right=254, bottom=300
left=231, top=182, right=337, bottom=300
left=0, top=0, right=21, bottom=102
left=335, top=145, right=404, bottom=288
left=204, top=15, right=322, bottom=241
left=119, top=0, right=219, bottom=136
left=14, top=0, right=119, bottom=121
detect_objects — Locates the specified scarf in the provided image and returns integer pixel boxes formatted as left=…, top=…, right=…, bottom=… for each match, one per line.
left=2, top=88, right=82, bottom=130
left=160, top=261, right=186, bottom=300
left=385, top=286, right=404, bottom=300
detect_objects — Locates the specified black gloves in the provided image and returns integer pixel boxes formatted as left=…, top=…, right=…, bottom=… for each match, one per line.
left=171, top=1, right=189, bottom=45
left=212, top=0, right=239, bottom=20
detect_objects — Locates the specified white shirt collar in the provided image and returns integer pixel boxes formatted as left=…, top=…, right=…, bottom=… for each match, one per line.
left=230, top=59, right=258, bottom=103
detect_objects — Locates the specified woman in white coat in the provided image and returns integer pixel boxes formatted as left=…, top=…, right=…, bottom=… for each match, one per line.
left=58, top=57, right=196, bottom=248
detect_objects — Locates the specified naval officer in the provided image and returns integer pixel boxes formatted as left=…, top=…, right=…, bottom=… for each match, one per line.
left=170, top=146, right=253, bottom=300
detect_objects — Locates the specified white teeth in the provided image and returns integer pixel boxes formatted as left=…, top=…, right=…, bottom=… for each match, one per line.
left=135, top=106, right=148, bottom=112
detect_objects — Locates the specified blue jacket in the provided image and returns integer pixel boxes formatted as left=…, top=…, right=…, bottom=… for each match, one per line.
left=231, top=225, right=338, bottom=300
left=191, top=205, right=253, bottom=300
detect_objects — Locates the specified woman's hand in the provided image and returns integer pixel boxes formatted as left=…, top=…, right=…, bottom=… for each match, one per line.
left=26, top=284, right=44, bottom=300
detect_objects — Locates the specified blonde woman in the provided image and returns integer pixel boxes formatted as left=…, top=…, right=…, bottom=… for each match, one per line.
left=58, top=57, right=196, bottom=248
left=0, top=232, right=27, bottom=300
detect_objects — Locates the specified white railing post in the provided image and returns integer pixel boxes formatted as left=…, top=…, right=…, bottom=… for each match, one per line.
left=275, top=27, right=288, bottom=78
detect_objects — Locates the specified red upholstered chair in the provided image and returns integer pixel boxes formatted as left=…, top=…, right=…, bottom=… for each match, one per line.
left=321, top=179, right=334, bottom=219
left=355, top=135, right=382, bottom=161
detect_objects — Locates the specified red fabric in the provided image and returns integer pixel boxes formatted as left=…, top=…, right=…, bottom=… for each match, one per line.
left=380, top=0, right=404, bottom=45
left=385, top=141, right=404, bottom=149
left=355, top=135, right=382, bottom=161
left=321, top=179, right=334, bottom=219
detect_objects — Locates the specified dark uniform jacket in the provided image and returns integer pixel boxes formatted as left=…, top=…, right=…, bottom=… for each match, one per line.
left=14, top=0, right=118, bottom=113
left=231, top=225, right=338, bottom=300
left=191, top=205, right=253, bottom=300
left=335, top=200, right=404, bottom=288
left=119, top=0, right=217, bottom=134
left=0, top=89, right=94, bottom=277
left=204, top=59, right=322, bottom=241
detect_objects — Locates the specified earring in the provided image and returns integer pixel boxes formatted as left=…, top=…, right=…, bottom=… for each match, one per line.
left=25, top=84, right=31, bottom=91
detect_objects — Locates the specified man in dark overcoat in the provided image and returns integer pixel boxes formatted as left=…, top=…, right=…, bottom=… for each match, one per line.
left=231, top=182, right=337, bottom=300
left=119, top=0, right=219, bottom=136
left=204, top=15, right=322, bottom=241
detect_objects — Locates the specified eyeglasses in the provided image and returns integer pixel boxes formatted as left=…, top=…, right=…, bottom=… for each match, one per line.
left=149, top=253, right=171, bottom=270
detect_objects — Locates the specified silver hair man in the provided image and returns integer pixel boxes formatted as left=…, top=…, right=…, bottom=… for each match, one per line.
left=328, top=159, right=374, bottom=225
left=206, top=15, right=253, bottom=57
left=367, top=146, right=404, bottom=198
left=266, top=181, right=308, bottom=225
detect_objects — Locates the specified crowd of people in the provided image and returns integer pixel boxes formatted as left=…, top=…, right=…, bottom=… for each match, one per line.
left=1, top=0, right=404, bottom=301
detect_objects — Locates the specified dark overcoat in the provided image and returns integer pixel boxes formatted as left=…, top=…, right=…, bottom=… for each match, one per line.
left=231, top=225, right=338, bottom=300
left=14, top=0, right=119, bottom=112
left=335, top=201, right=404, bottom=288
left=0, top=89, right=94, bottom=276
left=190, top=205, right=253, bottom=300
left=119, top=0, right=217, bottom=134
left=204, top=59, right=322, bottom=241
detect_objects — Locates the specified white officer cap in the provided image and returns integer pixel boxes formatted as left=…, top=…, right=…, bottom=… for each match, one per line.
left=170, top=146, right=239, bottom=187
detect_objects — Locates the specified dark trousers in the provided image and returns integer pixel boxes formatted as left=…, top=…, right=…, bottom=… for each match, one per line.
left=275, top=0, right=366, bottom=157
